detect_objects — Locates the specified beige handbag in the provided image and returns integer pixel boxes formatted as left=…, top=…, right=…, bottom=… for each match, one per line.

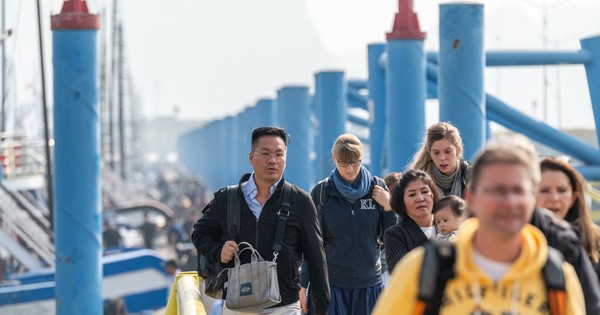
left=224, top=242, right=281, bottom=312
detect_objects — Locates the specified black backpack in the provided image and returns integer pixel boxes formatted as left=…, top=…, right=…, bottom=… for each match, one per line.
left=198, top=185, right=240, bottom=298
left=416, top=240, right=567, bottom=315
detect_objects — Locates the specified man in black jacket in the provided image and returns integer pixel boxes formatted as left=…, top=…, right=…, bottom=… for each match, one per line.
left=192, top=126, right=330, bottom=315
left=530, top=207, right=600, bottom=315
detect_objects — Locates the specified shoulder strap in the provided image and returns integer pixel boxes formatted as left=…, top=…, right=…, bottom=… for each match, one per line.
left=226, top=185, right=240, bottom=240
left=417, top=240, right=456, bottom=315
left=544, top=247, right=566, bottom=315
left=272, top=182, right=292, bottom=259
left=317, top=178, right=328, bottom=215
left=373, top=176, right=387, bottom=239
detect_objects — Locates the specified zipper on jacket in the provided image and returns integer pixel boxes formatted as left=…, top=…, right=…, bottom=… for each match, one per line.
left=350, top=203, right=356, bottom=287
left=255, top=219, right=259, bottom=248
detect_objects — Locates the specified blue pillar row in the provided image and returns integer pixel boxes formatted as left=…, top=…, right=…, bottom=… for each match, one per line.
left=314, top=71, right=347, bottom=181
left=581, top=35, right=600, bottom=148
left=51, top=2, right=102, bottom=314
left=367, top=43, right=386, bottom=177
left=385, top=39, right=427, bottom=172
left=277, top=86, right=311, bottom=190
left=439, top=3, right=485, bottom=161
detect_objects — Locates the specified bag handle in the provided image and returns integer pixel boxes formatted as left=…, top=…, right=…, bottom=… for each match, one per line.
left=234, top=242, right=264, bottom=266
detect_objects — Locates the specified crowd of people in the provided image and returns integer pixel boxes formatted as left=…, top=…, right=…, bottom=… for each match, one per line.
left=191, top=124, right=600, bottom=315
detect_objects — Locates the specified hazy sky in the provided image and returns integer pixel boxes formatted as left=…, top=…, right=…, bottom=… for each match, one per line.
left=38, top=0, right=600, bottom=131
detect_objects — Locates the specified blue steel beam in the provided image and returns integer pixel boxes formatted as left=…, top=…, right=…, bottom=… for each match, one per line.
left=347, top=89, right=368, bottom=110
left=222, top=116, right=234, bottom=184
left=314, top=71, right=347, bottom=181
left=575, top=166, right=600, bottom=181
left=427, top=50, right=592, bottom=66
left=486, top=94, right=600, bottom=166
left=256, top=98, right=276, bottom=127
left=439, top=3, right=485, bottom=160
left=386, top=39, right=427, bottom=172
left=277, top=86, right=311, bottom=190
left=347, top=111, right=369, bottom=127
left=426, top=64, right=600, bottom=167
left=51, top=2, right=102, bottom=314
left=367, top=44, right=387, bottom=177
left=385, top=0, right=426, bottom=172
left=348, top=79, right=367, bottom=90
left=581, top=35, right=600, bottom=147
left=229, top=114, right=240, bottom=184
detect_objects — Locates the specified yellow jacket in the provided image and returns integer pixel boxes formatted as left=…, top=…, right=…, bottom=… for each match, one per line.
left=373, top=218, right=585, bottom=315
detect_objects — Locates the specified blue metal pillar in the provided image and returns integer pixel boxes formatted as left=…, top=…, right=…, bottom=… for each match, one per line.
left=581, top=35, right=600, bottom=147
left=367, top=44, right=386, bottom=176
left=277, top=86, right=311, bottom=190
left=439, top=3, right=485, bottom=160
left=256, top=98, right=276, bottom=127
left=238, top=108, right=251, bottom=176
left=230, top=114, right=240, bottom=183
left=216, top=119, right=226, bottom=188
left=222, top=116, right=234, bottom=184
left=51, top=1, right=101, bottom=314
left=314, top=71, right=347, bottom=180
left=386, top=0, right=427, bottom=172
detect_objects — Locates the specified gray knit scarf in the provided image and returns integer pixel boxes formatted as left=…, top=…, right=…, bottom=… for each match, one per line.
left=433, top=162, right=463, bottom=197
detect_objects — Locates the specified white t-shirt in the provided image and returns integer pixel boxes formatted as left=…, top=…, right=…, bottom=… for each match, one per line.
left=473, top=249, right=512, bottom=282
left=420, top=226, right=436, bottom=239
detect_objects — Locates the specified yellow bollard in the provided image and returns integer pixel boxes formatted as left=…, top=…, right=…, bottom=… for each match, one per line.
left=165, top=271, right=207, bottom=315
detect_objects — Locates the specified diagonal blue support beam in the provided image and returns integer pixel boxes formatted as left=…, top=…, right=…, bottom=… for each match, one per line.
left=348, top=79, right=367, bottom=90
left=485, top=95, right=600, bottom=166
left=347, top=89, right=368, bottom=110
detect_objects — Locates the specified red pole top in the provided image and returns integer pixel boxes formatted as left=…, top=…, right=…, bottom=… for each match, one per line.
left=387, top=0, right=426, bottom=40
left=51, top=0, right=99, bottom=30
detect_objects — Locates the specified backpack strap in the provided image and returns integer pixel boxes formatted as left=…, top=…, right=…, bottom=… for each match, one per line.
left=313, top=178, right=329, bottom=235
left=316, top=178, right=328, bottom=216
left=417, top=242, right=566, bottom=315
left=272, top=182, right=292, bottom=262
left=544, top=247, right=566, bottom=315
left=226, top=185, right=240, bottom=240
left=417, top=240, right=456, bottom=315
left=373, top=176, right=387, bottom=240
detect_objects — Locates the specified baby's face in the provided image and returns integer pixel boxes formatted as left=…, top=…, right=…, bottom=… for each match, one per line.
left=434, top=207, right=461, bottom=236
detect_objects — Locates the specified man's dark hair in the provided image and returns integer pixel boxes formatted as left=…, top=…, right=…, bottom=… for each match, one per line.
left=251, top=126, right=289, bottom=151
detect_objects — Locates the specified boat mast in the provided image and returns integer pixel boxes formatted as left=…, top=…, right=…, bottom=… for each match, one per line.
left=1, top=0, right=5, bottom=132
left=36, top=0, right=54, bottom=228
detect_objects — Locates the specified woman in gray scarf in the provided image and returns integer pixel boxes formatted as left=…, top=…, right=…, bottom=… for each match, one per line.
left=410, top=122, right=471, bottom=198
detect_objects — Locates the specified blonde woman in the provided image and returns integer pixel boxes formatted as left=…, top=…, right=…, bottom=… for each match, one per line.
left=411, top=122, right=470, bottom=198
left=300, top=134, right=397, bottom=315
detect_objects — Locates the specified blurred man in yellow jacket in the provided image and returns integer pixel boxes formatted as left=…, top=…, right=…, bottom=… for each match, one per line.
left=373, top=137, right=584, bottom=315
